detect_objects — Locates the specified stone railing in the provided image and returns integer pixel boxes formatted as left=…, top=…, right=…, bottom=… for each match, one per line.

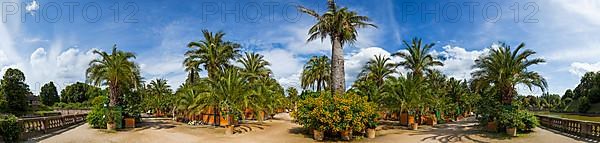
left=536, top=115, right=600, bottom=140
left=18, top=113, right=88, bottom=139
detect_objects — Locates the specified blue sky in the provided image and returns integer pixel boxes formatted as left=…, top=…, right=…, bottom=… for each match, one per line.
left=1, top=0, right=599, bottom=96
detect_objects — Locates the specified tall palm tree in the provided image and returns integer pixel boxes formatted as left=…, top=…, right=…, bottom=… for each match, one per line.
left=86, top=44, right=140, bottom=130
left=471, top=42, right=547, bottom=104
left=186, top=30, right=241, bottom=79
left=238, top=52, right=272, bottom=81
left=298, top=0, right=377, bottom=94
left=358, top=55, right=398, bottom=85
left=301, top=56, right=331, bottom=91
left=393, top=38, right=443, bottom=78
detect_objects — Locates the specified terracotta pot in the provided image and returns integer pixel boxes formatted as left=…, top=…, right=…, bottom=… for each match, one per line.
left=400, top=112, right=408, bottom=125
left=506, top=127, right=517, bottom=137
left=341, top=129, right=353, bottom=141
left=411, top=123, right=418, bottom=130
left=124, top=118, right=135, bottom=128
left=486, top=121, right=497, bottom=132
left=225, top=125, right=235, bottom=135
left=313, top=129, right=324, bottom=141
left=107, top=122, right=117, bottom=131
left=408, top=115, right=415, bottom=125
left=366, top=128, right=376, bottom=139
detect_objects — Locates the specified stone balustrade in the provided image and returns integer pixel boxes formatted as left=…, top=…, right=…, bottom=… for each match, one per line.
left=536, top=115, right=600, bottom=140
left=18, top=113, right=88, bottom=139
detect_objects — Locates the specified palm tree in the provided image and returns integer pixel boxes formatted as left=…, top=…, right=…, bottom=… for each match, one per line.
left=298, top=0, right=377, bottom=94
left=202, top=67, right=248, bottom=126
left=86, top=44, right=140, bottom=130
left=146, top=79, right=173, bottom=116
left=471, top=42, right=547, bottom=104
left=238, top=52, right=272, bottom=81
left=392, top=38, right=443, bottom=78
left=358, top=55, right=397, bottom=85
left=186, top=30, right=241, bottom=79
left=301, top=56, right=331, bottom=91
left=286, top=87, right=299, bottom=112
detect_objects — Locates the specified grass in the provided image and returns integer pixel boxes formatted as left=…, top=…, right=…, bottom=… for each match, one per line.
left=535, top=111, right=600, bottom=122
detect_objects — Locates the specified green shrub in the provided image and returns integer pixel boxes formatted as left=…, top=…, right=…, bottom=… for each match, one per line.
left=292, top=92, right=378, bottom=136
left=498, top=109, right=539, bottom=132
left=86, top=96, right=123, bottom=129
left=519, top=111, right=539, bottom=131
left=498, top=109, right=524, bottom=129
left=0, top=115, right=21, bottom=142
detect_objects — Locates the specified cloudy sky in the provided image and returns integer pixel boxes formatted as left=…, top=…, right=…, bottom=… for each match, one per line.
left=1, top=0, right=599, bottom=96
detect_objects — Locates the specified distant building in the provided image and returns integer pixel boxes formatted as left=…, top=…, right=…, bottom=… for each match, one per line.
left=26, top=92, right=41, bottom=107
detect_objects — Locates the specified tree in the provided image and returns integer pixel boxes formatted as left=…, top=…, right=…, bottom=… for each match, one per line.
left=562, top=89, right=574, bottom=101
left=186, top=30, right=241, bottom=79
left=286, top=87, right=299, bottom=111
left=86, top=45, right=140, bottom=130
left=573, top=72, right=600, bottom=103
left=1, top=68, right=30, bottom=115
left=471, top=42, right=547, bottom=104
left=298, top=0, right=377, bottom=94
left=183, top=55, right=201, bottom=85
left=40, top=82, right=60, bottom=106
left=238, top=52, right=271, bottom=81
left=358, top=55, right=397, bottom=86
left=61, top=82, right=96, bottom=103
left=145, top=79, right=173, bottom=116
left=203, top=67, right=249, bottom=125
left=392, top=38, right=443, bottom=78
left=301, top=56, right=331, bottom=91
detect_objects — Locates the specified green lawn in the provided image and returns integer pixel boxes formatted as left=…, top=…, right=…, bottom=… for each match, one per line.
left=535, top=111, right=600, bottom=122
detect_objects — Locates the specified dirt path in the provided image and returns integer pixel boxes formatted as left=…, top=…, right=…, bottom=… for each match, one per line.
left=39, top=113, right=585, bottom=143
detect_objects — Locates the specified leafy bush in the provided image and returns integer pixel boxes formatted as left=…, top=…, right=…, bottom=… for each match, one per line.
left=519, top=111, right=539, bottom=131
left=86, top=96, right=123, bottom=129
left=0, top=114, right=21, bottom=142
left=292, top=92, right=378, bottom=135
left=498, top=109, right=538, bottom=132
left=498, top=109, right=524, bottom=128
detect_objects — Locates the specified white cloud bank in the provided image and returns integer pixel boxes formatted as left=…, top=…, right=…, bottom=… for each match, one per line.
left=569, top=62, right=600, bottom=76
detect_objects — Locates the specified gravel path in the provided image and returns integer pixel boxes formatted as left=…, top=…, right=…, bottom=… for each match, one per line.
left=39, top=113, right=585, bottom=143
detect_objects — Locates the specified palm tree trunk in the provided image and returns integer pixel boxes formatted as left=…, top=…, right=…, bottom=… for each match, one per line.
left=317, top=79, right=322, bottom=92
left=331, top=36, right=345, bottom=95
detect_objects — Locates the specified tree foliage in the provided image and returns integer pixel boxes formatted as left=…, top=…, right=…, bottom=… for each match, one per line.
left=1, top=68, right=30, bottom=115
left=40, top=82, right=60, bottom=106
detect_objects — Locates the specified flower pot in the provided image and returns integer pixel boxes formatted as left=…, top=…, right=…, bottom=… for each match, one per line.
left=313, top=129, right=324, bottom=141
left=225, top=125, right=235, bottom=135
left=107, top=122, right=117, bottom=131
left=366, top=128, right=376, bottom=139
left=486, top=121, right=497, bottom=132
left=408, top=115, right=415, bottom=125
left=124, top=118, right=135, bottom=128
left=341, top=129, right=353, bottom=141
left=411, top=123, right=418, bottom=130
left=506, top=127, right=517, bottom=137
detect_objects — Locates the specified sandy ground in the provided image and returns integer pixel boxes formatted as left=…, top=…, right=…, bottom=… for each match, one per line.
left=38, top=113, right=586, bottom=143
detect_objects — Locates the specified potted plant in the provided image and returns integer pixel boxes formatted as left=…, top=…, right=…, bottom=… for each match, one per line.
left=366, top=119, right=378, bottom=139
left=498, top=110, right=524, bottom=137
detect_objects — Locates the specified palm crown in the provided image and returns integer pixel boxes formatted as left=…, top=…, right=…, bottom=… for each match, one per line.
left=393, top=38, right=443, bottom=78
left=471, top=42, right=547, bottom=103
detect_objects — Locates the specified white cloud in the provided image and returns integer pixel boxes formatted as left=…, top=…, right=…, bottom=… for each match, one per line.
left=25, top=0, right=39, bottom=16
left=433, top=46, right=488, bottom=80
left=344, top=47, right=407, bottom=87
left=569, top=62, right=600, bottom=76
